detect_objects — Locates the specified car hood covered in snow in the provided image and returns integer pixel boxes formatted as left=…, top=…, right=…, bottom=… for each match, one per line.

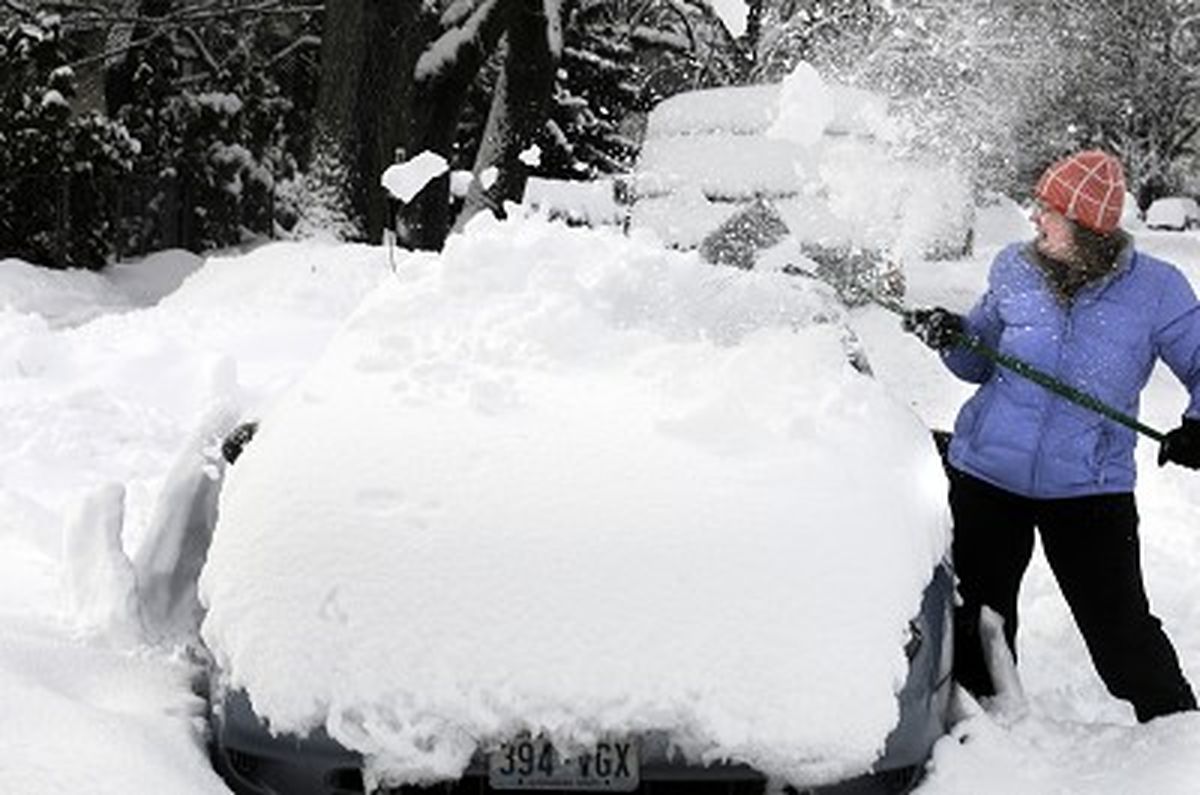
left=198, top=212, right=950, bottom=789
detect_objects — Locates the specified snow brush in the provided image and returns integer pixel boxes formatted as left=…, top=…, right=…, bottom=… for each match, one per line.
left=784, top=265, right=1167, bottom=443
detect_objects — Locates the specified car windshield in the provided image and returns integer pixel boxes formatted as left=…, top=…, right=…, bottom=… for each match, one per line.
left=199, top=208, right=949, bottom=789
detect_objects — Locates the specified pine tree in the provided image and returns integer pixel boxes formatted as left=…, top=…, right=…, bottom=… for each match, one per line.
left=538, top=1, right=645, bottom=180
left=0, top=9, right=138, bottom=268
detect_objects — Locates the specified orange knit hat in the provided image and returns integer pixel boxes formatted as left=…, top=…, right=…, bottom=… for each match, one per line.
left=1034, top=150, right=1126, bottom=234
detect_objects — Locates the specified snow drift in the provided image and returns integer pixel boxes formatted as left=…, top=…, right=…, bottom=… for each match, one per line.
left=199, top=212, right=950, bottom=788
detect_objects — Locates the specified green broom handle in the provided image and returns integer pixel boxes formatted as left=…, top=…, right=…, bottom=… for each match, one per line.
left=869, top=293, right=1167, bottom=443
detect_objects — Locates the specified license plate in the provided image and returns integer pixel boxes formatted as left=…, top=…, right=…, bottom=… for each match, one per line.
left=488, top=737, right=639, bottom=791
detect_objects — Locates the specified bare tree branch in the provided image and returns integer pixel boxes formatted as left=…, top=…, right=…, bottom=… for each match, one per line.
left=267, top=33, right=319, bottom=67
left=64, top=28, right=164, bottom=69
left=55, top=1, right=320, bottom=70
left=182, top=25, right=220, bottom=75
left=55, top=1, right=323, bottom=32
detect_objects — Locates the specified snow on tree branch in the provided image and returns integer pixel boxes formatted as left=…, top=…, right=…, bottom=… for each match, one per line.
left=440, top=0, right=478, bottom=28
left=544, top=0, right=562, bottom=57
left=416, top=0, right=503, bottom=82
left=267, top=33, right=319, bottom=66
left=631, top=25, right=691, bottom=53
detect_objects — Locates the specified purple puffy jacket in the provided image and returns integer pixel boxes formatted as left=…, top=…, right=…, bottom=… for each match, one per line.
left=944, top=242, right=1200, bottom=498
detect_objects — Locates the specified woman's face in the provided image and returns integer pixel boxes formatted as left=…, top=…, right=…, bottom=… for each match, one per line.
left=1032, top=202, right=1077, bottom=262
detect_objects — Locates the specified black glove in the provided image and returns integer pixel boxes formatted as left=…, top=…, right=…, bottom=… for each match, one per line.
left=1158, top=417, right=1200, bottom=469
left=902, top=307, right=964, bottom=351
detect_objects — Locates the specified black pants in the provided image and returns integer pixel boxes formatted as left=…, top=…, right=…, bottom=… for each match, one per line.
left=949, top=467, right=1196, bottom=722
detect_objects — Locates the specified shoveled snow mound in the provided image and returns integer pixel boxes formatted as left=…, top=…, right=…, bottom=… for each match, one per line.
left=0, top=258, right=133, bottom=327
left=0, top=615, right=230, bottom=795
left=0, top=250, right=204, bottom=329
left=0, top=240, right=388, bottom=558
left=0, top=241, right=390, bottom=795
left=200, top=213, right=950, bottom=789
left=105, top=249, right=206, bottom=308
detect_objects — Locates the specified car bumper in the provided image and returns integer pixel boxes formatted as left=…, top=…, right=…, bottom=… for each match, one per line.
left=210, top=562, right=954, bottom=795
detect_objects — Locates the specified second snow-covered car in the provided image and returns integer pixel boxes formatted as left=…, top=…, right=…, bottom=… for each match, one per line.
left=200, top=213, right=954, bottom=794
left=627, top=72, right=974, bottom=265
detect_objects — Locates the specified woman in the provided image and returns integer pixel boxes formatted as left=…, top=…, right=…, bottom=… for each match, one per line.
left=905, top=149, right=1199, bottom=722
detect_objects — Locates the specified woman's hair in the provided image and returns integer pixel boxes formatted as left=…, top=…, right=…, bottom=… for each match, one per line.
left=1032, top=222, right=1128, bottom=302
left=1070, top=222, right=1126, bottom=276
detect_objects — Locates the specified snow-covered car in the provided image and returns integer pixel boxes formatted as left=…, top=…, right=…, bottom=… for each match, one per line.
left=199, top=215, right=953, bottom=795
left=1145, top=196, right=1200, bottom=231
left=627, top=68, right=974, bottom=268
left=520, top=176, right=625, bottom=228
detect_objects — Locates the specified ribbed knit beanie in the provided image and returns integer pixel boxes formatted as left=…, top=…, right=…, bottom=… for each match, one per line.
left=1034, top=150, right=1126, bottom=234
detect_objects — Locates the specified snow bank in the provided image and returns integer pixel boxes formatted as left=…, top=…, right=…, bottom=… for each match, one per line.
left=133, top=403, right=242, bottom=644
left=105, top=249, right=206, bottom=308
left=0, top=240, right=388, bottom=567
left=200, top=213, right=950, bottom=788
left=61, top=483, right=143, bottom=644
left=0, top=616, right=229, bottom=795
left=0, top=250, right=204, bottom=329
left=0, top=258, right=132, bottom=327
left=139, top=239, right=391, bottom=410
left=0, top=242, right=391, bottom=794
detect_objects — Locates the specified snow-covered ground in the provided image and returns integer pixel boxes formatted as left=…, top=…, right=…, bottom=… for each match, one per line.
left=1, top=212, right=1199, bottom=792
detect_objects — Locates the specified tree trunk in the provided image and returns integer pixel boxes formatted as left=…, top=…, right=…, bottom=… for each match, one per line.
left=363, top=1, right=433, bottom=241
left=741, top=0, right=764, bottom=80
left=398, top=0, right=511, bottom=249
left=454, top=0, right=559, bottom=230
left=314, top=0, right=556, bottom=248
left=312, top=0, right=369, bottom=237
left=314, top=0, right=430, bottom=242
left=72, top=0, right=141, bottom=116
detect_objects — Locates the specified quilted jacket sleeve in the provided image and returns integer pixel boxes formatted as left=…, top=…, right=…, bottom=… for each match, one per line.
left=1153, top=264, right=1200, bottom=418
left=940, top=250, right=1008, bottom=384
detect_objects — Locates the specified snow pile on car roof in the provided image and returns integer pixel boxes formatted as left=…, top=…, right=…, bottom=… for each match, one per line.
left=199, top=212, right=950, bottom=789
left=643, top=77, right=892, bottom=142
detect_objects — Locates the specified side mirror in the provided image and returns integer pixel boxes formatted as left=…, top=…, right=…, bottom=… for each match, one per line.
left=221, top=421, right=259, bottom=465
